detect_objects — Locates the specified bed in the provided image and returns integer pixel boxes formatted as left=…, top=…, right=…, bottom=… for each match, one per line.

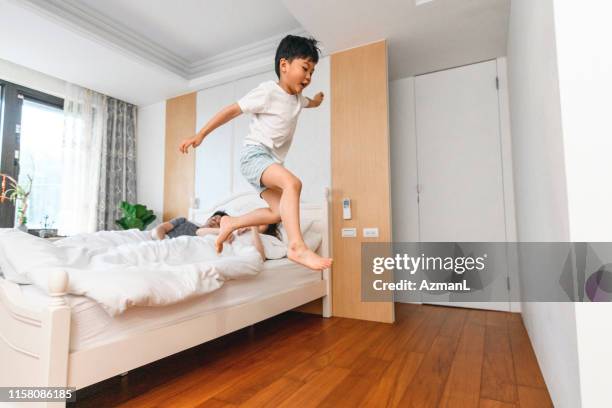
left=0, top=189, right=332, bottom=407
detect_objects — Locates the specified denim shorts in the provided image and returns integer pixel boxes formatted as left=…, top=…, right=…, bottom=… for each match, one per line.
left=240, top=144, right=278, bottom=195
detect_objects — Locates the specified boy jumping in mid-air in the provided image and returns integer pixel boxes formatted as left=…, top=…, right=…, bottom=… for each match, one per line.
left=179, top=35, right=332, bottom=271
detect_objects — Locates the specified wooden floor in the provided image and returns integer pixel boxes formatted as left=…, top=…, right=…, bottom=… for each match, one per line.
left=68, top=304, right=553, bottom=407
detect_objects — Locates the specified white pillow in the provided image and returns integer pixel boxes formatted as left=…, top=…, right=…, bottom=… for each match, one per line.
left=259, top=230, right=321, bottom=259
left=192, top=195, right=268, bottom=224
left=233, top=230, right=287, bottom=260
left=259, top=234, right=287, bottom=260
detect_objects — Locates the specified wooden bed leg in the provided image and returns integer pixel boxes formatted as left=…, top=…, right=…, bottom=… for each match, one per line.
left=41, top=270, right=71, bottom=408
left=321, top=188, right=332, bottom=318
left=322, top=268, right=332, bottom=318
left=322, top=296, right=331, bottom=318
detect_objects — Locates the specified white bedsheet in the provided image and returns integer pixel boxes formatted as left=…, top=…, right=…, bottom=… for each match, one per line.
left=17, top=259, right=321, bottom=351
left=0, top=229, right=265, bottom=316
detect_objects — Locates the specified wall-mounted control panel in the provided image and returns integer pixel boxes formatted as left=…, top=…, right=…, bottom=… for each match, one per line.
left=342, top=198, right=352, bottom=220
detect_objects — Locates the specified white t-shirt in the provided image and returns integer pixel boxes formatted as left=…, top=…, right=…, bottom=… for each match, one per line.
left=238, top=80, right=309, bottom=162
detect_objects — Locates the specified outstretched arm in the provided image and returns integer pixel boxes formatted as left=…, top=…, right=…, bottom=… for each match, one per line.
left=179, top=103, right=242, bottom=153
left=195, top=227, right=220, bottom=237
left=304, top=92, right=324, bottom=108
left=196, top=227, right=235, bottom=243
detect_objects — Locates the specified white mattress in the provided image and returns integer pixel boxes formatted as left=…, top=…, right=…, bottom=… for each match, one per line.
left=17, top=259, right=322, bottom=351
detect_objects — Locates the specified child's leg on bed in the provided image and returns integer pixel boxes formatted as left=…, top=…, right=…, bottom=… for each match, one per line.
left=226, top=191, right=282, bottom=227
left=214, top=189, right=281, bottom=251
left=259, top=164, right=332, bottom=270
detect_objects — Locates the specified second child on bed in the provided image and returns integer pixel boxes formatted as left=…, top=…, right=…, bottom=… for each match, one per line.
left=151, top=212, right=280, bottom=261
left=179, top=35, right=332, bottom=271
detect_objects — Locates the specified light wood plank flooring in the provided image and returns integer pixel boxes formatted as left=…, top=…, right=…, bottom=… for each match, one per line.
left=68, top=304, right=553, bottom=407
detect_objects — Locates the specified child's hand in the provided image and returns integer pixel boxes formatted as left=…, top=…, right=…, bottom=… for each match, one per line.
left=312, top=92, right=324, bottom=106
left=179, top=134, right=203, bottom=154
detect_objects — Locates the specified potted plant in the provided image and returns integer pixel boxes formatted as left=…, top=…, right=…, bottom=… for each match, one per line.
left=0, top=173, right=32, bottom=231
left=115, top=201, right=156, bottom=231
left=38, top=215, right=57, bottom=238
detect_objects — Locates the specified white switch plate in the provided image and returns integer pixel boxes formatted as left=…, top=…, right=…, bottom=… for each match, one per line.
left=363, top=227, right=379, bottom=238
left=342, top=228, right=357, bottom=238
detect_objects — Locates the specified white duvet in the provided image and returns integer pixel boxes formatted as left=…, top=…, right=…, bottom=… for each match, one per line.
left=0, top=229, right=274, bottom=316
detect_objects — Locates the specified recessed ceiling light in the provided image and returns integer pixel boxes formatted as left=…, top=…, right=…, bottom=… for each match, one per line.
left=416, top=0, right=435, bottom=5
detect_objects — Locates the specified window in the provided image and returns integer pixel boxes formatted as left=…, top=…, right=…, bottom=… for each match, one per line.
left=18, top=99, right=64, bottom=229
left=0, top=79, right=63, bottom=229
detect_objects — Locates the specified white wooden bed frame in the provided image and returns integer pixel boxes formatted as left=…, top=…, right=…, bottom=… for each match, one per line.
left=0, top=189, right=332, bottom=407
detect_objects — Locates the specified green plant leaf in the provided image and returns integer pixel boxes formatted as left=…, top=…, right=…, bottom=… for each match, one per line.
left=115, top=218, right=129, bottom=230
left=134, top=204, right=148, bottom=218
left=131, top=218, right=144, bottom=230
left=116, top=202, right=157, bottom=231
left=141, top=214, right=157, bottom=230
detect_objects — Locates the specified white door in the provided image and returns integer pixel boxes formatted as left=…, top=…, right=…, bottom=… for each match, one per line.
left=415, top=60, right=509, bottom=311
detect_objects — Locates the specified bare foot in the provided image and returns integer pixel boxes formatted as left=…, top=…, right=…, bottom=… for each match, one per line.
left=215, top=216, right=236, bottom=253
left=287, top=242, right=333, bottom=271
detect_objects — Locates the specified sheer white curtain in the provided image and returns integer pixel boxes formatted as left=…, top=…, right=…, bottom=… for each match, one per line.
left=58, top=84, right=107, bottom=236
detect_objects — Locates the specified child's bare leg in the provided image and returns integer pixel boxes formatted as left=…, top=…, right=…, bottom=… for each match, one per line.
left=261, top=164, right=332, bottom=270
left=214, top=199, right=281, bottom=252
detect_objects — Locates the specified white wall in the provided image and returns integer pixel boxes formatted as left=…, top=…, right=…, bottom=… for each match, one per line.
left=554, top=3, right=612, bottom=243
left=552, top=2, right=612, bottom=407
left=136, top=101, right=166, bottom=224
left=389, top=77, right=420, bottom=303
left=0, top=57, right=65, bottom=99
left=389, top=77, right=419, bottom=244
left=195, top=80, right=239, bottom=210
left=506, top=1, right=581, bottom=407
left=285, top=56, right=331, bottom=203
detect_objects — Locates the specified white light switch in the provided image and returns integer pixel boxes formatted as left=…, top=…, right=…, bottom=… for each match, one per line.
left=342, top=228, right=357, bottom=238
left=363, top=228, right=379, bottom=238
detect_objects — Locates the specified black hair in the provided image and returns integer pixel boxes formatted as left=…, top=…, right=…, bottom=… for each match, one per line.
left=274, top=35, right=320, bottom=78
left=211, top=210, right=228, bottom=218
left=262, top=223, right=281, bottom=240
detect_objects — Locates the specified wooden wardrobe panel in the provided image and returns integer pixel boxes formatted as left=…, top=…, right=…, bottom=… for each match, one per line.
left=164, top=93, right=196, bottom=221
left=330, top=41, right=394, bottom=323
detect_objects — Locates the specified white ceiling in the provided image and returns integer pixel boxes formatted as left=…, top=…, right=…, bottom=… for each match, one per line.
left=283, top=0, right=511, bottom=79
left=0, top=0, right=510, bottom=106
left=77, top=0, right=302, bottom=63
left=0, top=0, right=187, bottom=106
